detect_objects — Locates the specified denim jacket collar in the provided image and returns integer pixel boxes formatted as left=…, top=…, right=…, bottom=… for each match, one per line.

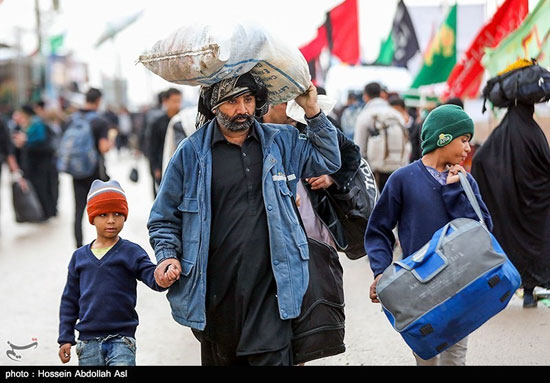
left=189, top=119, right=280, bottom=161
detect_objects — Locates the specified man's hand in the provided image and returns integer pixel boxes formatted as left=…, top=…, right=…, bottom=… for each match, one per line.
left=18, top=178, right=29, bottom=193
left=306, top=175, right=335, bottom=190
left=446, top=165, right=466, bottom=185
left=154, top=258, right=182, bottom=288
left=154, top=169, right=162, bottom=182
left=294, top=84, right=321, bottom=118
left=98, top=137, right=112, bottom=154
left=369, top=274, right=383, bottom=303
left=12, top=132, right=27, bottom=148
left=59, top=343, right=72, bottom=364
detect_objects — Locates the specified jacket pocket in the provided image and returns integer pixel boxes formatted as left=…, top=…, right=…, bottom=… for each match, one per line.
left=177, top=198, right=200, bottom=276
left=278, top=182, right=300, bottom=226
left=298, top=241, right=309, bottom=260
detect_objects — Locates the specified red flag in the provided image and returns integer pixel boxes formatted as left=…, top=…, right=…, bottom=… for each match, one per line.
left=300, top=25, right=328, bottom=63
left=299, top=0, right=360, bottom=65
left=327, top=0, right=360, bottom=64
left=443, top=0, right=528, bottom=99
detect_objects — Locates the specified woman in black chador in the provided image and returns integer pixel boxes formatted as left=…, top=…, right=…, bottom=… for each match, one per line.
left=472, top=102, right=550, bottom=308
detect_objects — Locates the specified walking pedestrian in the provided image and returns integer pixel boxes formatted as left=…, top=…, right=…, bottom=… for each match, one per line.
left=365, top=104, right=493, bottom=366
left=11, top=105, right=57, bottom=220
left=148, top=88, right=182, bottom=198
left=148, top=72, right=340, bottom=366
left=472, top=102, right=550, bottom=308
left=68, top=88, right=112, bottom=248
left=263, top=102, right=362, bottom=251
left=353, top=82, right=410, bottom=191
left=0, top=116, right=28, bottom=233
left=116, top=106, right=132, bottom=153
left=58, top=180, right=178, bottom=366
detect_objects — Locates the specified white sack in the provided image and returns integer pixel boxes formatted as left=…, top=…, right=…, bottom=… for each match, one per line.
left=138, top=22, right=311, bottom=104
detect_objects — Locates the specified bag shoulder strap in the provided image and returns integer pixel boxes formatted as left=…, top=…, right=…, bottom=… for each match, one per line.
left=458, top=172, right=485, bottom=228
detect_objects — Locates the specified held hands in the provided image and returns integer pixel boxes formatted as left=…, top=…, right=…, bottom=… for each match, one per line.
left=59, top=343, right=72, bottom=364
left=294, top=84, right=321, bottom=119
left=154, top=258, right=182, bottom=288
left=446, top=165, right=467, bottom=185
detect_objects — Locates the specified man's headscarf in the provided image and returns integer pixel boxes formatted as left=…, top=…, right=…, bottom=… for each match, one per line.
left=196, top=72, right=268, bottom=128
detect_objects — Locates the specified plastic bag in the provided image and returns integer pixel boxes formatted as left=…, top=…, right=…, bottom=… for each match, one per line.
left=12, top=179, right=45, bottom=223
left=138, top=22, right=311, bottom=104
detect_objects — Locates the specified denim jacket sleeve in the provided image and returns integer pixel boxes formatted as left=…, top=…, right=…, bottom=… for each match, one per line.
left=147, top=148, right=185, bottom=264
left=293, top=112, right=341, bottom=179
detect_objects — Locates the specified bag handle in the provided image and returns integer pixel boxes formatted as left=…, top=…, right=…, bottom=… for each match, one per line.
left=458, top=172, right=486, bottom=228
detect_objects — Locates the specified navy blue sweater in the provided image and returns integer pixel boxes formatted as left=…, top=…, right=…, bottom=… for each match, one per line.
left=58, top=238, right=165, bottom=345
left=365, top=160, right=493, bottom=277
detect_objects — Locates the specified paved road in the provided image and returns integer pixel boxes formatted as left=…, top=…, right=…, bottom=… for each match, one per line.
left=0, top=151, right=548, bottom=366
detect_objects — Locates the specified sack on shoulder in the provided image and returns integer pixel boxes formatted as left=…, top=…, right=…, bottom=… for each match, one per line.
left=138, top=22, right=310, bottom=105
left=482, top=58, right=550, bottom=112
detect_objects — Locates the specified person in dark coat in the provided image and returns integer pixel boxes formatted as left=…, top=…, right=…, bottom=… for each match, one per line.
left=148, top=88, right=182, bottom=198
left=11, top=105, right=58, bottom=220
left=471, top=103, right=550, bottom=308
left=263, top=102, right=362, bottom=251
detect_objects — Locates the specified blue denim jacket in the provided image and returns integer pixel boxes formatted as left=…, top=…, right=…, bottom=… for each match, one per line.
left=147, top=113, right=341, bottom=330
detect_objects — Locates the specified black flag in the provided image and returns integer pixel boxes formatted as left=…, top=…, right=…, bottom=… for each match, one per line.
left=391, top=0, right=420, bottom=67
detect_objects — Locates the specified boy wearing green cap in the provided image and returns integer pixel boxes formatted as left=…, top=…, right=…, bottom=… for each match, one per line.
left=365, top=104, right=493, bottom=366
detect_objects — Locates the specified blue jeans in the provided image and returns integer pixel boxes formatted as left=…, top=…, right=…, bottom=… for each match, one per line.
left=76, top=335, right=136, bottom=366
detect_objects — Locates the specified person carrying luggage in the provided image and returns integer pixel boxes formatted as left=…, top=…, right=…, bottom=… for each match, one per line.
left=365, top=104, right=493, bottom=365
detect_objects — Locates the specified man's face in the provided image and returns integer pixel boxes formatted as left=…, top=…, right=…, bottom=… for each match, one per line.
left=263, top=103, right=295, bottom=126
left=215, top=93, right=256, bottom=132
left=165, top=94, right=182, bottom=117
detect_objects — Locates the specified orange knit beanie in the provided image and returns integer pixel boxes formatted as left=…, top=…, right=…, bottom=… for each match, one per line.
left=86, top=180, right=128, bottom=224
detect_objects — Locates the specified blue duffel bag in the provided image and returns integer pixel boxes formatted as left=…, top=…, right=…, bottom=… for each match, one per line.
left=376, top=172, right=522, bottom=360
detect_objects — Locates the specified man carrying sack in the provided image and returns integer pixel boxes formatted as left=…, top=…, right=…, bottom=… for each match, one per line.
left=148, top=71, right=341, bottom=366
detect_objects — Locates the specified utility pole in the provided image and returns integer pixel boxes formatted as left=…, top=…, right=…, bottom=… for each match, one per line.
left=34, top=0, right=42, bottom=53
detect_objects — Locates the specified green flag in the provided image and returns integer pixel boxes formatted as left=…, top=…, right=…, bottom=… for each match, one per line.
left=49, top=34, right=64, bottom=55
left=375, top=32, right=394, bottom=65
left=483, top=0, right=550, bottom=76
left=411, top=4, right=457, bottom=89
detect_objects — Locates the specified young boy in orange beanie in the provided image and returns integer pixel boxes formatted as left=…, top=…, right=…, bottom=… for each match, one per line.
left=57, top=180, right=179, bottom=366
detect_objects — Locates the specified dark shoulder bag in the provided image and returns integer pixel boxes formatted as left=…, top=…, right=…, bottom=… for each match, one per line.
left=289, top=187, right=346, bottom=364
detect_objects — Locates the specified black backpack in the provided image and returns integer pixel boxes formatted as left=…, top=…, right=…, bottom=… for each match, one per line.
left=482, top=59, right=550, bottom=113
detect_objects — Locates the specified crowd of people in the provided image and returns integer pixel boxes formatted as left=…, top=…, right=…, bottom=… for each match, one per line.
left=0, top=87, right=187, bottom=247
left=1, top=69, right=549, bottom=367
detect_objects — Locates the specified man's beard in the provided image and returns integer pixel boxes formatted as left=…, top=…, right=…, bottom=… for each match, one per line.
left=215, top=109, right=255, bottom=132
